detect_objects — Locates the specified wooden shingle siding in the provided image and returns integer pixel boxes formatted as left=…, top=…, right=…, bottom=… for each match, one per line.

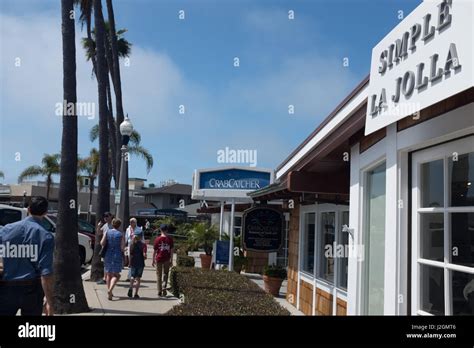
left=286, top=202, right=300, bottom=308
left=315, top=288, right=333, bottom=315
left=336, top=297, right=347, bottom=316
left=299, top=280, right=313, bottom=315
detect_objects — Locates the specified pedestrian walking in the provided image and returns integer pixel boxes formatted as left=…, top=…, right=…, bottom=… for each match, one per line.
left=124, top=218, right=144, bottom=281
left=101, top=218, right=124, bottom=300
left=96, top=212, right=113, bottom=285
left=127, top=229, right=147, bottom=299
left=0, top=196, right=55, bottom=316
left=152, top=224, right=174, bottom=297
left=145, top=219, right=150, bottom=233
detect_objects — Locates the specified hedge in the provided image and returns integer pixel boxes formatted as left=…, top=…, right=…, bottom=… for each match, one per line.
left=167, top=267, right=290, bottom=316
left=176, top=255, right=195, bottom=267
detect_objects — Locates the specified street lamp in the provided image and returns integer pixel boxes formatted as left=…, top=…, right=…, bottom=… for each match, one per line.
left=116, top=115, right=133, bottom=227
left=22, top=190, right=27, bottom=208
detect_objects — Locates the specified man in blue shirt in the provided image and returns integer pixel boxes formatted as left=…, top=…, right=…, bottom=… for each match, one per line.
left=0, top=196, right=55, bottom=316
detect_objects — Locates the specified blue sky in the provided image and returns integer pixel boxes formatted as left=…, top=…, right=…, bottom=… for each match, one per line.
left=0, top=0, right=421, bottom=187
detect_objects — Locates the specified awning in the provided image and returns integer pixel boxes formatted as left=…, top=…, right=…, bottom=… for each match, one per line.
left=249, top=170, right=349, bottom=203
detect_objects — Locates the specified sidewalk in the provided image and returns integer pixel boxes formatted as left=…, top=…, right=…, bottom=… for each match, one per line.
left=77, top=245, right=179, bottom=316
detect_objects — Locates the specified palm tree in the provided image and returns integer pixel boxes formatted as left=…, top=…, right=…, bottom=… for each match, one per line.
left=105, top=0, right=127, bottom=187
left=81, top=20, right=131, bottom=185
left=85, top=0, right=111, bottom=282
left=89, top=124, right=154, bottom=173
left=78, top=148, right=99, bottom=222
left=54, top=0, right=89, bottom=313
left=0, top=171, right=4, bottom=179
left=18, top=154, right=60, bottom=200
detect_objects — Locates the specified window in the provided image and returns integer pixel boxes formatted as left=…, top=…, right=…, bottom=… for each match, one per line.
left=318, top=212, right=335, bottom=283
left=78, top=219, right=95, bottom=234
left=302, top=212, right=315, bottom=274
left=364, top=162, right=386, bottom=315
left=277, top=217, right=289, bottom=268
left=0, top=209, right=22, bottom=227
left=40, top=217, right=56, bottom=233
left=234, top=216, right=242, bottom=237
left=412, top=136, right=474, bottom=315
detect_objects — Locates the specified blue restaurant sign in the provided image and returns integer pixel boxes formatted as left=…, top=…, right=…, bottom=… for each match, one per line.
left=214, top=240, right=230, bottom=265
left=199, top=168, right=271, bottom=190
left=242, top=206, right=284, bottom=253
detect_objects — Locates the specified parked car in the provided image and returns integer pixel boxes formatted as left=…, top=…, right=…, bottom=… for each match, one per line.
left=47, top=214, right=96, bottom=247
left=0, top=204, right=93, bottom=266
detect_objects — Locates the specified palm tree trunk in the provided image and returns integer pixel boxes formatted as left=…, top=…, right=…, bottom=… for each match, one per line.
left=87, top=176, right=94, bottom=223
left=90, top=0, right=110, bottom=281
left=46, top=175, right=51, bottom=201
left=54, top=0, right=89, bottom=313
left=106, top=73, right=117, bottom=187
left=105, top=0, right=125, bottom=184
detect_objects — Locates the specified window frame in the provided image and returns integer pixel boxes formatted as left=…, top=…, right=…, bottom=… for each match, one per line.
left=361, top=160, right=387, bottom=315
left=411, top=136, right=474, bottom=316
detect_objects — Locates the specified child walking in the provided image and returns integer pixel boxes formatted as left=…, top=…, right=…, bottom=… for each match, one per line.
left=128, top=229, right=147, bottom=299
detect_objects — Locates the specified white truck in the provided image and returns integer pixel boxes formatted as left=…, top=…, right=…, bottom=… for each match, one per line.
left=0, top=204, right=93, bottom=266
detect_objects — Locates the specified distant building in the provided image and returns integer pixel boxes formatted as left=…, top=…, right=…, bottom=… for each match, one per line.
left=0, top=179, right=145, bottom=223
left=135, top=183, right=196, bottom=210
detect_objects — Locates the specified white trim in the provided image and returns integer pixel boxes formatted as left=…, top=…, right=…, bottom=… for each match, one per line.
left=276, top=85, right=368, bottom=179
left=417, top=310, right=434, bottom=316
left=397, top=103, right=474, bottom=153
left=348, top=143, right=360, bottom=315
left=359, top=145, right=387, bottom=315
left=296, top=206, right=304, bottom=311
left=384, top=124, right=398, bottom=315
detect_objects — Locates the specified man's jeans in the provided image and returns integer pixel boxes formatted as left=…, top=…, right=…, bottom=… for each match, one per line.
left=0, top=279, right=44, bottom=315
left=155, top=260, right=171, bottom=293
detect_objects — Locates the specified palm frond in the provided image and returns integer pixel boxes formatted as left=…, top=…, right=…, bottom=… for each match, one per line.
left=41, top=154, right=61, bottom=175
left=18, top=165, right=44, bottom=183
left=129, top=130, right=141, bottom=145
left=89, top=124, right=99, bottom=142
left=128, top=145, right=154, bottom=173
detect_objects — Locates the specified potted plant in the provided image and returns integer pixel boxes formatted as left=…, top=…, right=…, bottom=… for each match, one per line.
left=262, top=264, right=287, bottom=297
left=234, top=254, right=248, bottom=273
left=187, top=222, right=218, bottom=269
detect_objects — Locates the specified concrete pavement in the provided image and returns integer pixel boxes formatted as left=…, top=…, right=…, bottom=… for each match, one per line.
left=77, top=245, right=179, bottom=316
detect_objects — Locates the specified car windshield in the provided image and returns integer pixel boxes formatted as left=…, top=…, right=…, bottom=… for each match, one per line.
left=78, top=219, right=95, bottom=233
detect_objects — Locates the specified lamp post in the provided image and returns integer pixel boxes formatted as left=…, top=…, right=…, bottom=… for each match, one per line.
left=116, top=115, right=133, bottom=227
left=22, top=190, right=27, bottom=208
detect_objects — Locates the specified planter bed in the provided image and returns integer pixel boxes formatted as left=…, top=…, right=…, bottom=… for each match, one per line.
left=167, top=267, right=289, bottom=316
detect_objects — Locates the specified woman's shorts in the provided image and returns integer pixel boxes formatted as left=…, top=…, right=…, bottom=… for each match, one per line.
left=130, top=267, right=144, bottom=278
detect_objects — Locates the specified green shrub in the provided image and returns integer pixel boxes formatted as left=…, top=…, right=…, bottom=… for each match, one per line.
left=166, top=267, right=289, bottom=316
left=177, top=255, right=195, bottom=268
left=263, top=265, right=287, bottom=279
left=187, top=222, right=219, bottom=256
